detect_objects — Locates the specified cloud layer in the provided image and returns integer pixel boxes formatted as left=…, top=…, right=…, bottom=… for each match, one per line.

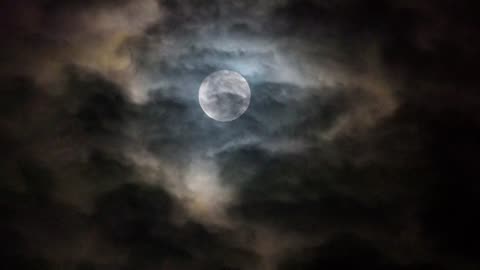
left=1, top=0, right=480, bottom=269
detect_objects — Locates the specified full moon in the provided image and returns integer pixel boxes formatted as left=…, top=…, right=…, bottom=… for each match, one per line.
left=198, top=70, right=251, bottom=122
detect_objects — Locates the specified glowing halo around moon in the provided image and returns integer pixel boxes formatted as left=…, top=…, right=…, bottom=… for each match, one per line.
left=198, top=70, right=251, bottom=122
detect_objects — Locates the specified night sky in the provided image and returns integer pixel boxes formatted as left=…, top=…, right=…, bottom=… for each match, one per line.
left=1, top=1, right=480, bottom=269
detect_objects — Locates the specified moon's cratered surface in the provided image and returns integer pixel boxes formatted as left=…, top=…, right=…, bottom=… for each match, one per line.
left=199, top=70, right=251, bottom=122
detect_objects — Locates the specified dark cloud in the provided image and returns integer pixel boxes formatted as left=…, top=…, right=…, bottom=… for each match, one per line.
left=1, top=0, right=480, bottom=269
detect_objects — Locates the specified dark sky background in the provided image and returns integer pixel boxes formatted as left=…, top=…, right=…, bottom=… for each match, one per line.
left=1, top=0, right=480, bottom=269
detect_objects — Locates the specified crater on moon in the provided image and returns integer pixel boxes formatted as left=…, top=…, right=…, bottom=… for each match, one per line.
left=198, top=70, right=251, bottom=122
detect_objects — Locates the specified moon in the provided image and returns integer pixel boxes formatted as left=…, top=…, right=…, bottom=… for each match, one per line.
left=199, top=70, right=251, bottom=122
